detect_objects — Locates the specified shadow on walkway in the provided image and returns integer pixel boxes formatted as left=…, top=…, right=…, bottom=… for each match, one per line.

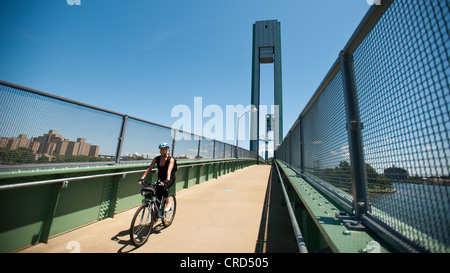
left=112, top=221, right=171, bottom=253
left=255, top=165, right=299, bottom=253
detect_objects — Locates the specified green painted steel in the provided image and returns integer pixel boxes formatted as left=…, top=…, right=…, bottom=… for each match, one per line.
left=0, top=158, right=260, bottom=252
left=275, top=160, right=392, bottom=253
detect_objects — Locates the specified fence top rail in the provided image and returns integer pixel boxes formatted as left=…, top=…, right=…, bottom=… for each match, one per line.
left=0, top=157, right=260, bottom=179
left=278, top=0, right=394, bottom=146
left=0, top=79, right=249, bottom=147
left=278, top=57, right=340, bottom=148
left=0, top=80, right=126, bottom=118
left=342, top=0, right=393, bottom=54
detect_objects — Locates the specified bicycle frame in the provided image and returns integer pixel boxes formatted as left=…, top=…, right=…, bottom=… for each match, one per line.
left=141, top=181, right=172, bottom=218
left=130, top=181, right=176, bottom=247
left=146, top=197, right=161, bottom=218
left=144, top=195, right=172, bottom=219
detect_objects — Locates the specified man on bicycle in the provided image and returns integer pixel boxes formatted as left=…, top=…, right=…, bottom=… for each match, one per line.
left=138, top=142, right=176, bottom=212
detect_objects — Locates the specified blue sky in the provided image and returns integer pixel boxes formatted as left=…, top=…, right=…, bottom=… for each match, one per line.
left=0, top=0, right=371, bottom=155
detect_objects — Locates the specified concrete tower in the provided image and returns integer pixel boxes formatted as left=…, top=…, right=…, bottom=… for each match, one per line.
left=250, top=20, right=283, bottom=156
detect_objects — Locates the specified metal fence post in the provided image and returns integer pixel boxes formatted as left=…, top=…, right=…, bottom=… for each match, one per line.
left=115, top=115, right=128, bottom=164
left=300, top=118, right=304, bottom=173
left=197, top=138, right=201, bottom=160
left=339, top=51, right=368, bottom=218
left=171, top=130, right=177, bottom=157
left=38, top=182, right=63, bottom=243
left=288, top=132, right=292, bottom=165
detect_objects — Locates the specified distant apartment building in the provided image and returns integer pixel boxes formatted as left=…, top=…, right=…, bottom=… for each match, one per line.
left=0, top=130, right=99, bottom=158
left=0, top=134, right=32, bottom=150
left=65, top=138, right=99, bottom=157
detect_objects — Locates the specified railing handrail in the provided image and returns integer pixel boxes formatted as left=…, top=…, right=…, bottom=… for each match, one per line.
left=342, top=0, right=393, bottom=54
left=274, top=160, right=308, bottom=253
left=0, top=158, right=254, bottom=191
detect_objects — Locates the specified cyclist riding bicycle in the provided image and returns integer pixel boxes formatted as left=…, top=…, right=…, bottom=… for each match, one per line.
left=138, top=142, right=176, bottom=212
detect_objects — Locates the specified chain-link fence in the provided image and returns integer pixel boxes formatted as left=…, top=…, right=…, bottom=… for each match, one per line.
left=275, top=0, right=449, bottom=253
left=0, top=81, right=261, bottom=170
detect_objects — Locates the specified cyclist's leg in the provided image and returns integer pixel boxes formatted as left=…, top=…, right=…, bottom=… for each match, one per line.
left=163, top=177, right=175, bottom=211
left=155, top=184, right=165, bottom=203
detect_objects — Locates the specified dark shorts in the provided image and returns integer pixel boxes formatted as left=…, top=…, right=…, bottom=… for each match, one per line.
left=156, top=176, right=175, bottom=199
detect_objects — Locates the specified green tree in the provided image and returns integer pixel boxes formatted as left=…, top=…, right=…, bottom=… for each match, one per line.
left=365, top=163, right=393, bottom=191
left=0, top=147, right=35, bottom=164
left=332, top=161, right=393, bottom=192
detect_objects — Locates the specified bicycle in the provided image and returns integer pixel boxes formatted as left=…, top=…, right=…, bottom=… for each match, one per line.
left=129, top=180, right=177, bottom=247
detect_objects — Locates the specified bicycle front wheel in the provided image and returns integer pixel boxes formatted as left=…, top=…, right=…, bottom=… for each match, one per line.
left=162, top=194, right=177, bottom=227
left=130, top=203, right=154, bottom=247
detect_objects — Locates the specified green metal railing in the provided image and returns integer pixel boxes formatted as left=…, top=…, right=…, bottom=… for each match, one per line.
left=0, top=79, right=263, bottom=252
left=273, top=160, right=308, bottom=253
left=275, top=0, right=449, bottom=253
left=0, top=157, right=258, bottom=252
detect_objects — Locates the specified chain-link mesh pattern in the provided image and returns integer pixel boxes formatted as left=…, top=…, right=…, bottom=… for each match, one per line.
left=353, top=0, right=450, bottom=252
left=120, top=117, right=174, bottom=161
left=0, top=82, right=261, bottom=169
left=289, top=122, right=301, bottom=170
left=302, top=69, right=354, bottom=204
left=276, top=0, right=449, bottom=252
left=0, top=84, right=123, bottom=165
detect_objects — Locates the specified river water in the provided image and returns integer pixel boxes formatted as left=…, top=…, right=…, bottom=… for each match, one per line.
left=369, top=182, right=450, bottom=251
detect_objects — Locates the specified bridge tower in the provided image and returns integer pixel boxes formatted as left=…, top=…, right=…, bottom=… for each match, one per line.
left=250, top=20, right=283, bottom=156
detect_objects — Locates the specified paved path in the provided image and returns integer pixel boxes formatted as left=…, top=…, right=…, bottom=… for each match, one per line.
left=19, top=165, right=297, bottom=253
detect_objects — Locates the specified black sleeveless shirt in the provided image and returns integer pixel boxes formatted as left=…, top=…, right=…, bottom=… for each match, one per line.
left=155, top=155, right=176, bottom=181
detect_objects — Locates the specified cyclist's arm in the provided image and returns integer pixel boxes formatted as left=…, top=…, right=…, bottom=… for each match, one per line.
left=166, top=157, right=174, bottom=181
left=140, top=157, right=157, bottom=182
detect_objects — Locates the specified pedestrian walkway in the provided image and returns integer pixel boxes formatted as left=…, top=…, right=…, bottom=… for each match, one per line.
left=19, top=165, right=297, bottom=253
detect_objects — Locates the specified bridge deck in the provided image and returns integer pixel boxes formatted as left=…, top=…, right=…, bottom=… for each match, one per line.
left=19, top=165, right=297, bottom=253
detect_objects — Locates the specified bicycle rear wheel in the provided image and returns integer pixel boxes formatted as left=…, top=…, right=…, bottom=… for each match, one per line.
left=162, top=194, right=177, bottom=227
left=130, top=203, right=154, bottom=247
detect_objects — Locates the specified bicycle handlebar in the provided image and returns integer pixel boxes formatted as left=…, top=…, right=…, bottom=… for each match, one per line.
left=138, top=179, right=168, bottom=186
